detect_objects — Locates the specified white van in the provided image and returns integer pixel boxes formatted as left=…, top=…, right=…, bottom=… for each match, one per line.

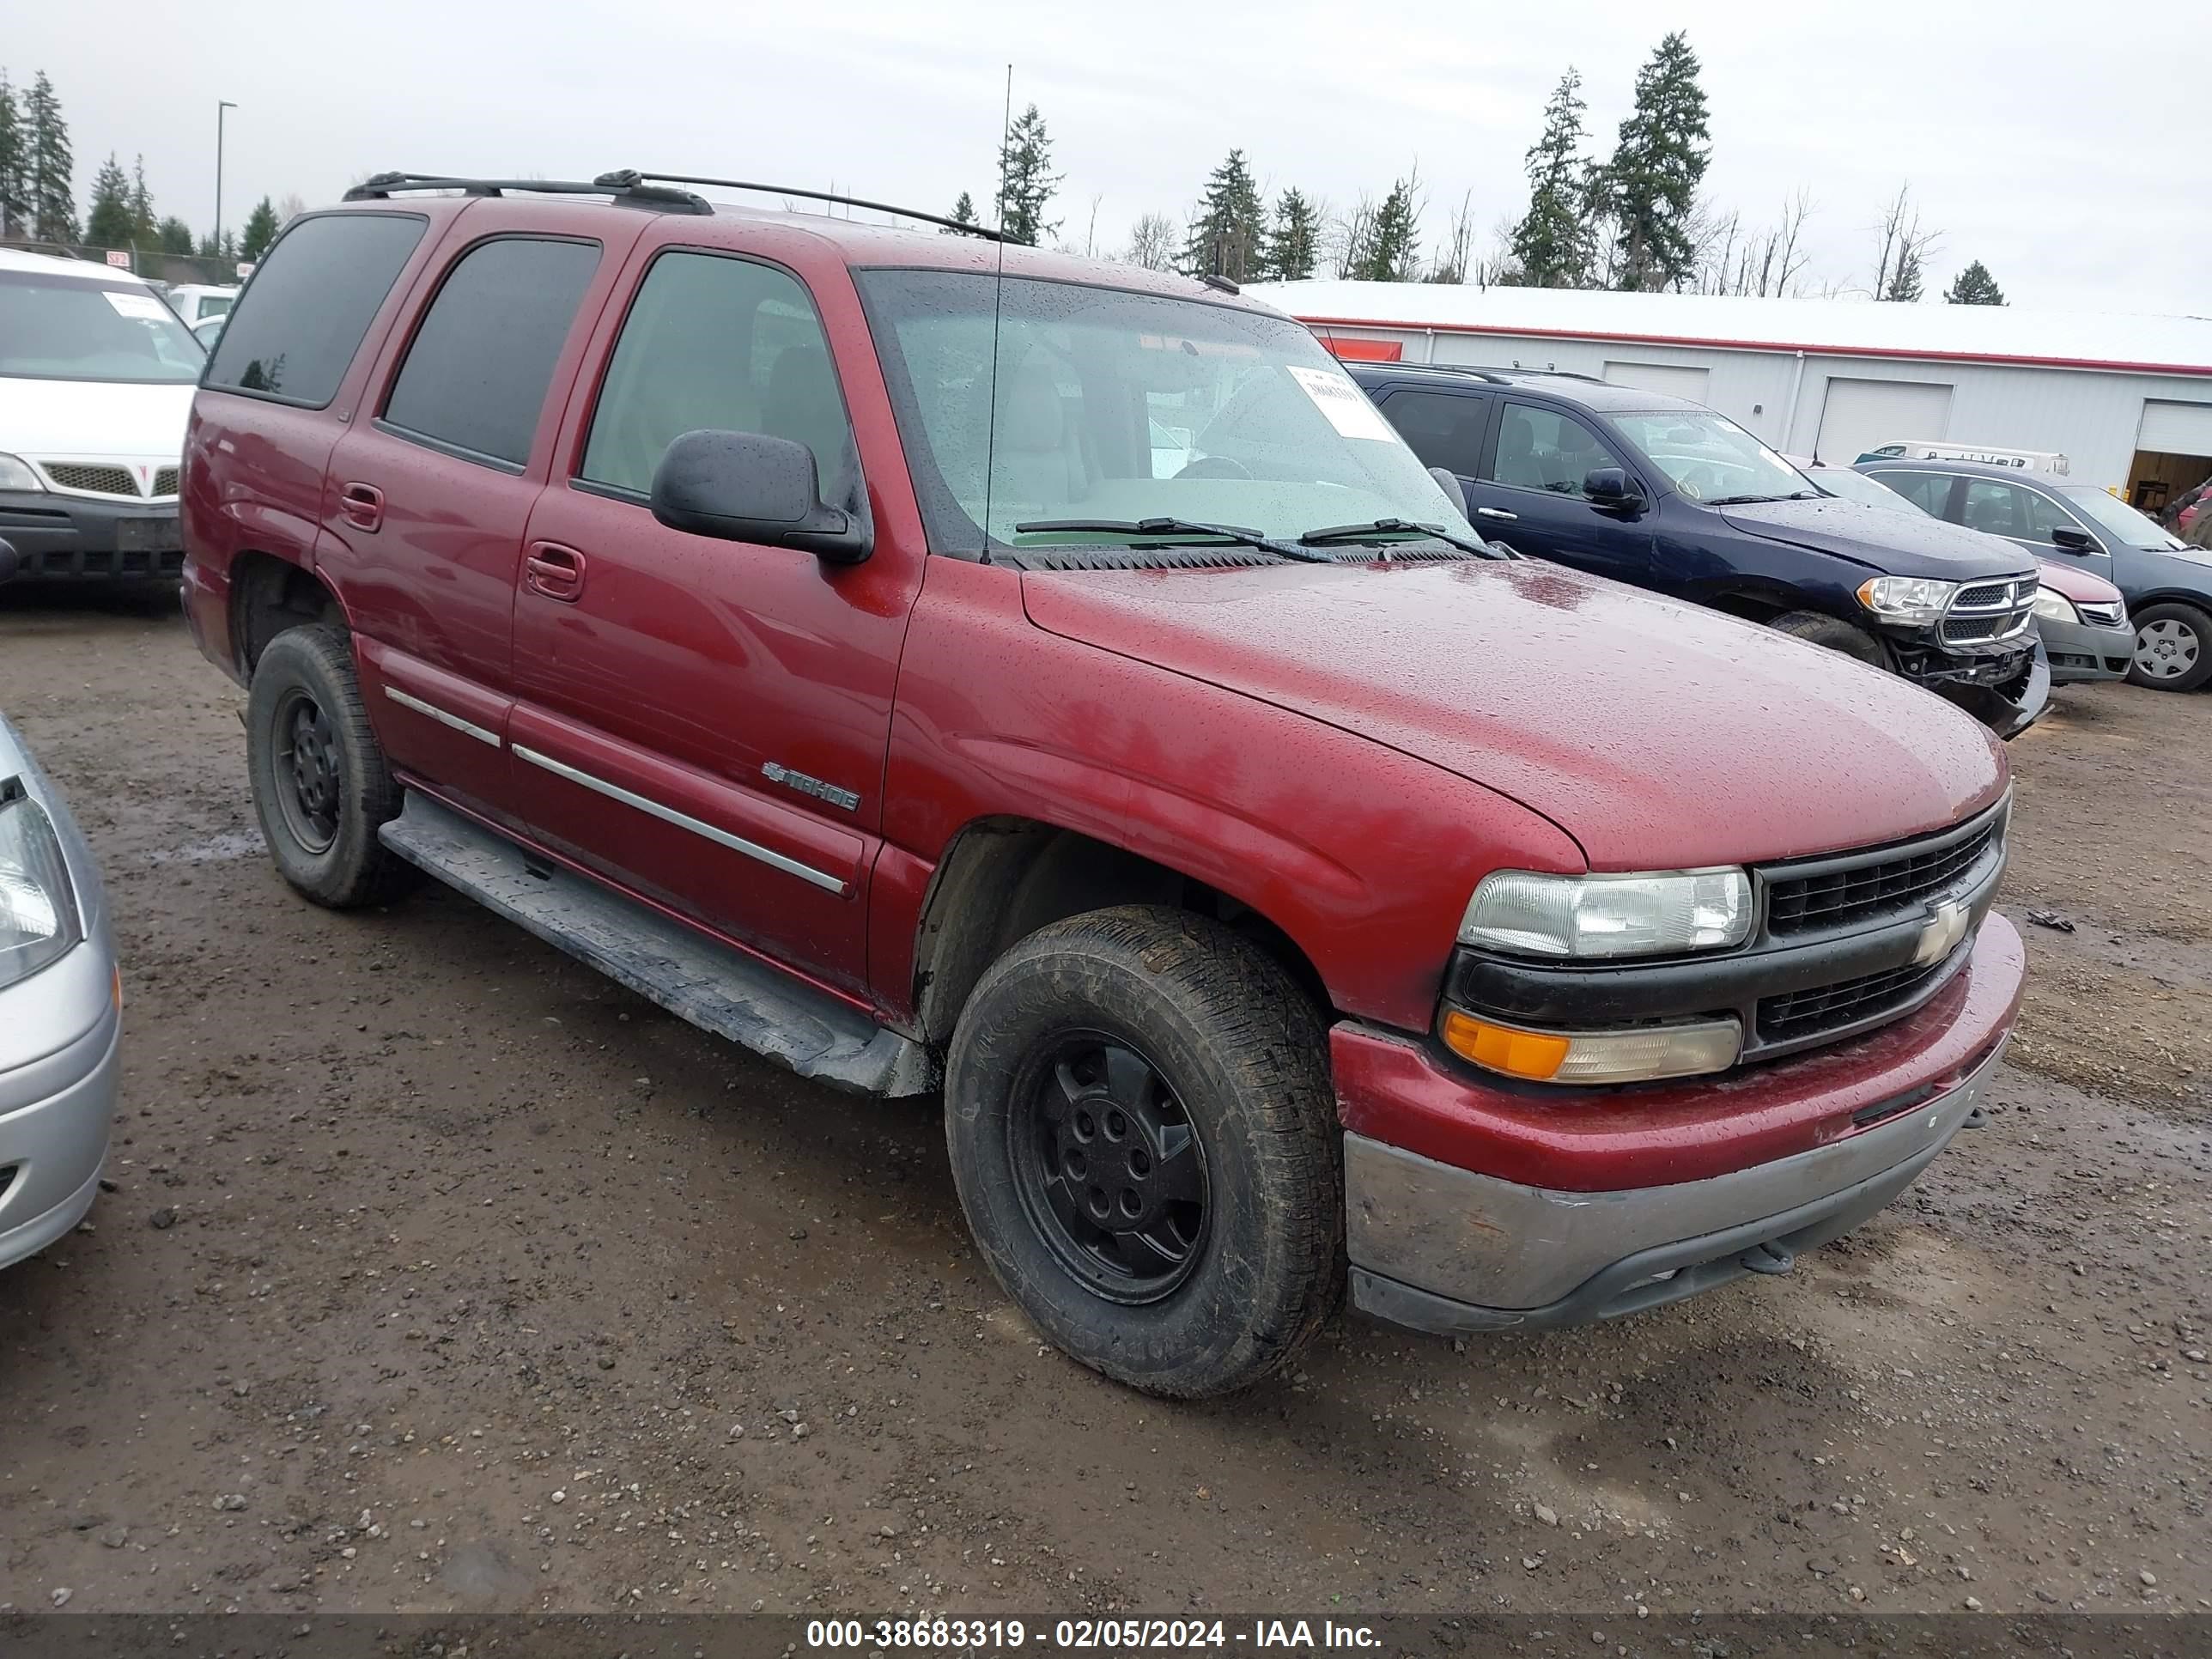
left=1855, top=440, right=2070, bottom=476
left=0, top=248, right=202, bottom=584
left=162, top=283, right=241, bottom=326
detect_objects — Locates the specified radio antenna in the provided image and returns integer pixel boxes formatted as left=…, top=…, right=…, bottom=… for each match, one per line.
left=977, top=62, right=1014, bottom=565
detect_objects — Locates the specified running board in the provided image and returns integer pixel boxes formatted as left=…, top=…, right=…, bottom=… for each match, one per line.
left=379, top=793, right=937, bottom=1097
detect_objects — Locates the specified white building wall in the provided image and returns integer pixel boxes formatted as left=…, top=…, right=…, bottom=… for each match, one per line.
left=1316, top=324, right=2212, bottom=492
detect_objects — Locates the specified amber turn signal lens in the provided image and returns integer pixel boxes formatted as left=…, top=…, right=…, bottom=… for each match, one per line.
left=1441, top=1010, right=1571, bottom=1080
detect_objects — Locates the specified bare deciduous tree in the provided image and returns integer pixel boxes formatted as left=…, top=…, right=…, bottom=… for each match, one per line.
left=1124, top=210, right=1179, bottom=271
left=1425, top=190, right=1476, bottom=284
left=1869, top=183, right=1942, bottom=302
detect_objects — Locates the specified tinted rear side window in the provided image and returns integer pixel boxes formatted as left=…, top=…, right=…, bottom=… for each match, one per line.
left=381, top=237, right=599, bottom=469
left=1378, top=389, right=1489, bottom=475
left=204, top=212, right=427, bottom=407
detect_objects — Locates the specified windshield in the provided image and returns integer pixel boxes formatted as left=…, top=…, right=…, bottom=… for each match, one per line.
left=0, top=272, right=204, bottom=384
left=2058, top=485, right=2188, bottom=550
left=854, top=270, right=1469, bottom=556
left=1810, top=467, right=1919, bottom=514
left=1612, top=410, right=1813, bottom=504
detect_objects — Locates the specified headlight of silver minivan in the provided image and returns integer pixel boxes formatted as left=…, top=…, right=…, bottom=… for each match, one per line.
left=0, top=791, right=84, bottom=989
left=1458, top=868, right=1753, bottom=959
left=0, top=453, right=47, bottom=494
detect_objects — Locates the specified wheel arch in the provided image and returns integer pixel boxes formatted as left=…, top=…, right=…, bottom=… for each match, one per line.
left=229, top=550, right=350, bottom=679
left=911, top=815, right=1333, bottom=1047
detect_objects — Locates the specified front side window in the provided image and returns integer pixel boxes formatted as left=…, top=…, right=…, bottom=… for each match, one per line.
left=0, top=273, right=204, bottom=384
left=580, top=252, right=854, bottom=499
left=205, top=211, right=427, bottom=406
left=1959, top=480, right=2048, bottom=539
left=854, top=269, right=1465, bottom=556
left=1489, top=403, right=1627, bottom=497
left=1608, top=410, right=1811, bottom=504
left=382, top=237, right=600, bottom=469
left=1873, top=470, right=1954, bottom=515
left=1380, top=389, right=1489, bottom=477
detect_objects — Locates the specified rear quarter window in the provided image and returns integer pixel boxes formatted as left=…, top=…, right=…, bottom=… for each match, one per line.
left=204, top=211, right=428, bottom=408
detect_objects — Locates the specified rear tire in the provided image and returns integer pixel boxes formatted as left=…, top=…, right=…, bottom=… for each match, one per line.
left=2124, top=602, right=2211, bottom=692
left=944, top=905, right=1342, bottom=1398
left=1768, top=610, right=1890, bottom=670
left=246, top=624, right=418, bottom=908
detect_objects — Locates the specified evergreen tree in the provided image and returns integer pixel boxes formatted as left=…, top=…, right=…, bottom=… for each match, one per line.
left=942, top=190, right=977, bottom=234
left=1883, top=247, right=1923, bottom=302
left=85, top=152, right=132, bottom=249
left=1944, top=260, right=2005, bottom=306
left=1180, top=149, right=1266, bottom=281
left=1262, top=187, right=1321, bottom=282
left=994, top=103, right=1060, bottom=247
left=129, top=154, right=156, bottom=246
left=196, top=229, right=219, bottom=258
left=1347, top=174, right=1421, bottom=282
left=240, top=195, right=279, bottom=262
left=0, top=74, right=23, bottom=240
left=25, top=70, right=76, bottom=244
left=156, top=215, right=194, bottom=255
left=1510, top=69, right=1598, bottom=289
left=1601, top=33, right=1711, bottom=290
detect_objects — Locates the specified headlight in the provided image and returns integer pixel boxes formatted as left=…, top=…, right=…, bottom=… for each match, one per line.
left=2032, top=589, right=2079, bottom=624
left=1458, top=868, right=1753, bottom=959
left=1856, top=575, right=1958, bottom=625
left=0, top=792, right=84, bottom=989
left=0, top=453, right=46, bottom=493
left=1441, top=1009, right=1742, bottom=1084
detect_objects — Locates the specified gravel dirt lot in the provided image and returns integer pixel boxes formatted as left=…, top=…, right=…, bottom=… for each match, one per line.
left=1, top=595, right=2205, bottom=1621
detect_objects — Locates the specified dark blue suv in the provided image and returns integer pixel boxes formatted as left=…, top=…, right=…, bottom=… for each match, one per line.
left=1348, top=363, right=2049, bottom=738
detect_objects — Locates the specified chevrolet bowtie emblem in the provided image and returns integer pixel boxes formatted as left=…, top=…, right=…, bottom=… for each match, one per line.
left=1912, top=897, right=1971, bottom=966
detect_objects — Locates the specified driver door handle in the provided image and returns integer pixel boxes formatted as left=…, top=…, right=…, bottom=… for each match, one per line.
left=524, top=542, right=586, bottom=603
left=1476, top=506, right=1518, bottom=522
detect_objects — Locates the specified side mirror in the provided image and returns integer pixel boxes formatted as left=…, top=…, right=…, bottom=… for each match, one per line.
left=0, top=538, right=16, bottom=586
left=650, top=428, right=872, bottom=563
left=2050, top=526, right=2098, bottom=553
left=1427, top=465, right=1468, bottom=518
left=1584, top=466, right=1643, bottom=509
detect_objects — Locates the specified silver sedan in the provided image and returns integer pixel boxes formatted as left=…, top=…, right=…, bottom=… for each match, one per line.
left=0, top=709, right=119, bottom=1268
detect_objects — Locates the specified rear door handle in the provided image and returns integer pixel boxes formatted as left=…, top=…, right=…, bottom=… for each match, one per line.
left=524, top=541, right=586, bottom=602
left=338, top=482, right=384, bottom=532
left=1475, top=506, right=1518, bottom=522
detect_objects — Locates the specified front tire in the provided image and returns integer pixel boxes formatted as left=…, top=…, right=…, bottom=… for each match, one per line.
left=1767, top=610, right=1890, bottom=670
left=246, top=624, right=417, bottom=908
left=944, top=906, right=1343, bottom=1398
left=2125, top=602, right=2211, bottom=692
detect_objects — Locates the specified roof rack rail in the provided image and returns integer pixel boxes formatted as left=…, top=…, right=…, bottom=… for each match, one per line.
left=1404, top=362, right=1607, bottom=385
left=341, top=172, right=713, bottom=215
left=610, top=171, right=1011, bottom=242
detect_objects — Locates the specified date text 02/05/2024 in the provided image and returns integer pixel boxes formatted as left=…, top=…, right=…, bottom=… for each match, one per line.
left=805, top=1618, right=1382, bottom=1650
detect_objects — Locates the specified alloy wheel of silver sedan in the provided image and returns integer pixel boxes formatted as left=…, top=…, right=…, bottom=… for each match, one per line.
left=2134, top=616, right=2201, bottom=682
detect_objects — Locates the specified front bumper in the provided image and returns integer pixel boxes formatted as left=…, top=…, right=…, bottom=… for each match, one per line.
left=2039, top=614, right=2133, bottom=684
left=1883, top=623, right=2049, bottom=740
left=1335, top=913, right=2023, bottom=1334
left=0, top=486, right=185, bottom=581
left=0, top=943, right=121, bottom=1271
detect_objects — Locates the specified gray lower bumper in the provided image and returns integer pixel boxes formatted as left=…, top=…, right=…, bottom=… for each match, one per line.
left=0, top=945, right=122, bottom=1271
left=1346, top=1038, right=2005, bottom=1336
left=2039, top=615, right=2133, bottom=684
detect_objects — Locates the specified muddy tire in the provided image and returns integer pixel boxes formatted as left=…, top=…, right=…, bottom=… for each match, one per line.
left=2125, top=601, right=2212, bottom=692
left=944, top=905, right=1343, bottom=1398
left=246, top=624, right=417, bottom=908
left=1768, top=610, right=1891, bottom=670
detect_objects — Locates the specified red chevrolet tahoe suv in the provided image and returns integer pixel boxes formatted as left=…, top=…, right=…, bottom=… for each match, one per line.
left=180, top=171, right=2024, bottom=1398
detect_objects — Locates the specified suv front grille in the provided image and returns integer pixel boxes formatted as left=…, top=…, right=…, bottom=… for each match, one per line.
left=1942, top=574, right=2037, bottom=647
left=1763, top=806, right=2004, bottom=936
left=1954, top=580, right=2014, bottom=608
left=40, top=462, right=139, bottom=497
left=1758, top=956, right=1952, bottom=1043
left=153, top=465, right=180, bottom=497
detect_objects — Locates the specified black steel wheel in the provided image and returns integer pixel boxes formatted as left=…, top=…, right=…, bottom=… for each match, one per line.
left=271, top=686, right=343, bottom=854
left=945, top=905, right=1342, bottom=1399
left=1013, top=1030, right=1210, bottom=1304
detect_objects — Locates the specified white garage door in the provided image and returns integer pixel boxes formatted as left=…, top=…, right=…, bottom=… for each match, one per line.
left=2138, top=399, right=2212, bottom=456
left=1602, top=360, right=1712, bottom=404
left=1814, top=377, right=1954, bottom=465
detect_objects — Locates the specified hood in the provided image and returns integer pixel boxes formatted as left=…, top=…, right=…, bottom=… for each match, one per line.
left=2034, top=558, right=2123, bottom=605
left=1720, top=495, right=2031, bottom=582
left=1020, top=558, right=2006, bottom=872
left=0, top=376, right=196, bottom=460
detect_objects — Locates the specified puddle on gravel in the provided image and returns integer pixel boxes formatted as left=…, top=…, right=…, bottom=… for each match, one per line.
left=147, top=830, right=263, bottom=866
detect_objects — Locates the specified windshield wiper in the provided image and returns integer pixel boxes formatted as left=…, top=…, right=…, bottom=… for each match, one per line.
left=1012, top=518, right=1331, bottom=563
left=1705, top=492, right=1820, bottom=506
left=1297, top=518, right=1513, bottom=561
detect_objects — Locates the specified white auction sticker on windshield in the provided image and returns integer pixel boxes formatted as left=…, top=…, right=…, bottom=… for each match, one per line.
left=102, top=289, right=171, bottom=322
left=1287, top=364, right=1397, bottom=442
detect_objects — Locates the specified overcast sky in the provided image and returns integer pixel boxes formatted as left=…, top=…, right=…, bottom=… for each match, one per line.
left=18, top=0, right=2209, bottom=315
